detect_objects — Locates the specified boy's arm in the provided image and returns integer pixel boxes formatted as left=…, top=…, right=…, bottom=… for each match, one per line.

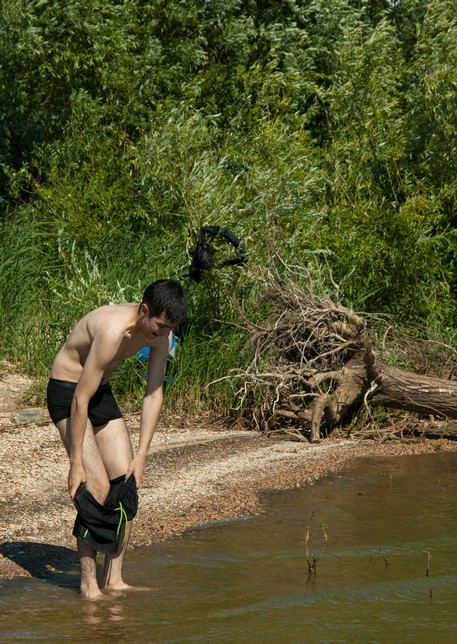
left=126, top=336, right=169, bottom=488
left=68, top=332, right=121, bottom=498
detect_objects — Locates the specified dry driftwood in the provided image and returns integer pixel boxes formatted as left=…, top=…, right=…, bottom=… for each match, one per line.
left=221, top=258, right=457, bottom=442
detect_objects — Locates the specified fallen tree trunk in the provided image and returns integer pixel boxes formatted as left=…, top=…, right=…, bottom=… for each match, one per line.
left=307, top=355, right=457, bottom=441
left=373, top=364, right=457, bottom=419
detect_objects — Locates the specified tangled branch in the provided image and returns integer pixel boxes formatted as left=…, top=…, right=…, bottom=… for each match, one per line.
left=216, top=256, right=378, bottom=441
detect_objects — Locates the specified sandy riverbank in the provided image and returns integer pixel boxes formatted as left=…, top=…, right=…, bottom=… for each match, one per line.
left=1, top=371, right=457, bottom=580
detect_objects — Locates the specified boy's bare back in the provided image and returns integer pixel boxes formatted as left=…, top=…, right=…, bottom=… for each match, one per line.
left=51, top=303, right=168, bottom=383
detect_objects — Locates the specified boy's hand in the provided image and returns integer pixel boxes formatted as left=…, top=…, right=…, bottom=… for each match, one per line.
left=126, top=454, right=146, bottom=489
left=68, top=462, right=86, bottom=499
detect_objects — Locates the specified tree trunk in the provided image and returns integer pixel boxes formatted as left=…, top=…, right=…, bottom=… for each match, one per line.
left=373, top=364, right=457, bottom=419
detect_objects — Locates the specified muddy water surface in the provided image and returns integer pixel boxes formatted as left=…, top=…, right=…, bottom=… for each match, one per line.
left=1, top=451, right=457, bottom=642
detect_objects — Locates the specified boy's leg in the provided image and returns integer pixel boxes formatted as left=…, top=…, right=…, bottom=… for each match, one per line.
left=92, top=417, right=134, bottom=590
left=78, top=539, right=100, bottom=599
left=101, top=522, right=132, bottom=590
left=56, top=418, right=111, bottom=599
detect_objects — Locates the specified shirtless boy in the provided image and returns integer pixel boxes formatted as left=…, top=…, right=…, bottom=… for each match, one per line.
left=47, top=279, right=188, bottom=599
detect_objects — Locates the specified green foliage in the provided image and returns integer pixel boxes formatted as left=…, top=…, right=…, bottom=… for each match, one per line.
left=1, top=0, right=456, bottom=415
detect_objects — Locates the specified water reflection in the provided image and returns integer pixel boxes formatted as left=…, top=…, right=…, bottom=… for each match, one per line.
left=81, top=599, right=126, bottom=626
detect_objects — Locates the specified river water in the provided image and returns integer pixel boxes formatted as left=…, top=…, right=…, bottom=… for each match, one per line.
left=1, top=451, right=457, bottom=643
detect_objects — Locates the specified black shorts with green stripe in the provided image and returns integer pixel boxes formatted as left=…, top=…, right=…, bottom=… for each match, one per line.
left=73, top=475, right=138, bottom=554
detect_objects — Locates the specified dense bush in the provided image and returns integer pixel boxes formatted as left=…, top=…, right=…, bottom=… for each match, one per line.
left=1, top=0, right=455, bottom=413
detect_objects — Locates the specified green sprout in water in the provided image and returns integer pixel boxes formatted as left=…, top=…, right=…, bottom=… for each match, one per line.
left=321, top=523, right=329, bottom=543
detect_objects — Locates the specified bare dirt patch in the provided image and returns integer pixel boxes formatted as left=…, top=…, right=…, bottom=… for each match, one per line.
left=2, top=370, right=457, bottom=580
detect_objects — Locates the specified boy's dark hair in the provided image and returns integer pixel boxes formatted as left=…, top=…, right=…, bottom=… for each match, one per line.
left=141, top=279, right=188, bottom=323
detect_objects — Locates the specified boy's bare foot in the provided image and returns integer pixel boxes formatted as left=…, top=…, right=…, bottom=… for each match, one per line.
left=81, top=587, right=105, bottom=600
left=104, top=582, right=154, bottom=592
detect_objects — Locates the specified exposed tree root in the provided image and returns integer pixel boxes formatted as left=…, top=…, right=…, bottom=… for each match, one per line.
left=216, top=255, right=457, bottom=441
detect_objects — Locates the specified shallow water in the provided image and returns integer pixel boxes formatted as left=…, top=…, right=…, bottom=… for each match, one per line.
left=1, top=451, right=457, bottom=643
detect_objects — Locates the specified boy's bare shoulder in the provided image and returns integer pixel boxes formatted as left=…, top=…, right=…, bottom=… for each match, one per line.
left=87, top=303, right=136, bottom=324
left=82, top=304, right=138, bottom=340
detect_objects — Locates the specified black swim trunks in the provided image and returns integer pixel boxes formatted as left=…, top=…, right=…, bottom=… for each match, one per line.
left=73, top=475, right=138, bottom=554
left=46, top=378, right=123, bottom=427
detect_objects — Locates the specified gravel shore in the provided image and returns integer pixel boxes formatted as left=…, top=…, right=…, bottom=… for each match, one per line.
left=1, top=371, right=457, bottom=580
